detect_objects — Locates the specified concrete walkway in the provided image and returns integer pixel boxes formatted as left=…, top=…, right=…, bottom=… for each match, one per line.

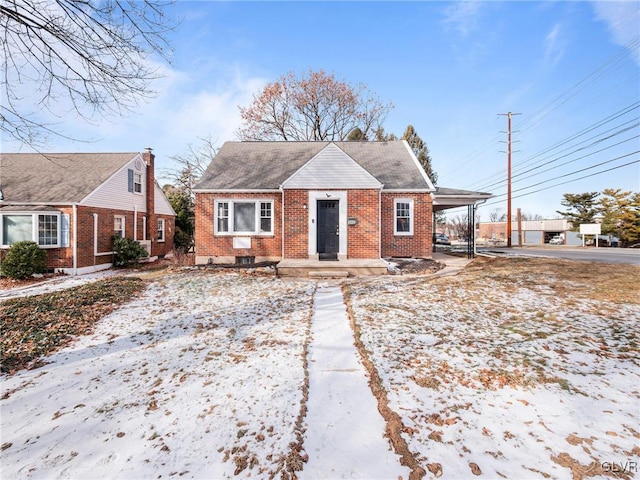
left=300, top=283, right=410, bottom=480
left=432, top=252, right=475, bottom=277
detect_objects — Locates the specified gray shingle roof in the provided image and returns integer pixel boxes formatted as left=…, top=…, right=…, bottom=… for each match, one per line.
left=0, top=152, right=139, bottom=203
left=194, top=141, right=433, bottom=191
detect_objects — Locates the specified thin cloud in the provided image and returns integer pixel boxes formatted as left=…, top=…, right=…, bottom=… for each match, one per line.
left=442, top=1, right=484, bottom=37
left=591, top=1, right=640, bottom=64
left=544, top=23, right=565, bottom=67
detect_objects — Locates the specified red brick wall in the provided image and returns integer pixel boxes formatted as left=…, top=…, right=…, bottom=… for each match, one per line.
left=283, top=190, right=309, bottom=259
left=74, top=206, right=174, bottom=269
left=142, top=150, right=158, bottom=256
left=346, top=190, right=380, bottom=258
left=195, top=192, right=282, bottom=260
left=381, top=192, right=433, bottom=258
left=194, top=189, right=433, bottom=262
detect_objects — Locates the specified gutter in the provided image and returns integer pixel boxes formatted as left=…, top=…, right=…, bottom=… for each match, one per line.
left=279, top=185, right=285, bottom=259
left=72, top=204, right=78, bottom=275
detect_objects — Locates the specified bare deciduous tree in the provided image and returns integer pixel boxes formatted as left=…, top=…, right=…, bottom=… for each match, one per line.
left=238, top=69, right=393, bottom=141
left=161, top=135, right=217, bottom=200
left=448, top=213, right=470, bottom=241
left=488, top=208, right=505, bottom=222
left=1, top=0, right=173, bottom=146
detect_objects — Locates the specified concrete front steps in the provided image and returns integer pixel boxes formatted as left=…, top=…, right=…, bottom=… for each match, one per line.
left=277, top=258, right=389, bottom=277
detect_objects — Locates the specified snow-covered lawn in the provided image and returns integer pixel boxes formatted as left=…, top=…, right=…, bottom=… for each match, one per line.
left=348, top=268, right=640, bottom=479
left=2, top=259, right=639, bottom=480
left=1, top=272, right=315, bottom=479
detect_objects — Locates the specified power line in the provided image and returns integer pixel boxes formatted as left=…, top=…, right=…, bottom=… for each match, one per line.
left=478, top=126, right=640, bottom=192
left=457, top=34, right=640, bottom=191
left=465, top=102, right=640, bottom=191
left=482, top=154, right=639, bottom=207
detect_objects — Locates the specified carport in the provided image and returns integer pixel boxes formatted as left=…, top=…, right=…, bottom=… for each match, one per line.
left=432, top=187, right=494, bottom=258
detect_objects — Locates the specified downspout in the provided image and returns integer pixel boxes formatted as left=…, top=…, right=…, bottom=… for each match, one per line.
left=72, top=204, right=78, bottom=275
left=93, top=213, right=98, bottom=267
left=279, top=185, right=285, bottom=259
left=378, top=187, right=382, bottom=259
left=473, top=199, right=494, bottom=258
left=134, top=205, right=138, bottom=241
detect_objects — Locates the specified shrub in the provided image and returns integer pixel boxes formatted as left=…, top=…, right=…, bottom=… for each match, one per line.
left=112, top=236, right=149, bottom=267
left=1, top=241, right=47, bottom=279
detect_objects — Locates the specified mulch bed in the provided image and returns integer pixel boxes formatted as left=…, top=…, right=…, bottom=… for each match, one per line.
left=387, top=258, right=445, bottom=275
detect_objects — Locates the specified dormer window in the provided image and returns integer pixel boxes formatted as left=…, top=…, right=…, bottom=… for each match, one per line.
left=134, top=172, right=142, bottom=193
left=128, top=168, right=143, bottom=194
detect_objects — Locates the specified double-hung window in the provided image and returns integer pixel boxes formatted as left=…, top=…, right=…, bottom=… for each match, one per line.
left=394, top=198, right=414, bottom=235
left=215, top=200, right=274, bottom=235
left=157, top=218, right=165, bottom=242
left=114, top=216, right=126, bottom=238
left=38, top=215, right=58, bottom=246
left=1, top=212, right=67, bottom=248
left=134, top=172, right=143, bottom=193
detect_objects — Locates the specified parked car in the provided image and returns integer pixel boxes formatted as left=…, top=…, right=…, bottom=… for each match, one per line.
left=549, top=235, right=563, bottom=245
left=435, top=233, right=451, bottom=245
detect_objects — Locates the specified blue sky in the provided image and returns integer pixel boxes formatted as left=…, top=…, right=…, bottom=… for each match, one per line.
left=4, top=1, right=639, bottom=219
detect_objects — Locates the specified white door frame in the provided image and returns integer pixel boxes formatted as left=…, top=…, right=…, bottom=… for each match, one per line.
left=308, top=191, right=347, bottom=259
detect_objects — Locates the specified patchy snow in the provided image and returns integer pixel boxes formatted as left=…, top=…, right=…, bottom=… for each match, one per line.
left=3, top=264, right=639, bottom=479
left=349, top=274, right=640, bottom=479
left=1, top=272, right=315, bottom=479
left=301, top=284, right=409, bottom=480
left=0, top=270, right=123, bottom=300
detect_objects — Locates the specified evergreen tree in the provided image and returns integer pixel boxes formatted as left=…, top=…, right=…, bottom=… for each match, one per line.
left=347, top=127, right=367, bottom=141
left=401, top=125, right=437, bottom=185
left=556, top=192, right=600, bottom=229
left=599, top=189, right=640, bottom=247
left=374, top=126, right=397, bottom=141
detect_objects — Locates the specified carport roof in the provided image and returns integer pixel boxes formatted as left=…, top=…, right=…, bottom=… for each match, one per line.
left=432, top=187, right=493, bottom=211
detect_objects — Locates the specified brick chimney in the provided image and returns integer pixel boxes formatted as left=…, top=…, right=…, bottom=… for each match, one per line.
left=142, top=147, right=156, bottom=253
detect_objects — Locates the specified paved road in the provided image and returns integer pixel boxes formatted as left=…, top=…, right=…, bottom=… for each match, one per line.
left=478, top=246, right=640, bottom=265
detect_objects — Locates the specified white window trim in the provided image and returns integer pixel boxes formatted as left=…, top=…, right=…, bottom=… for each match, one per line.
left=157, top=218, right=165, bottom=243
left=214, top=199, right=274, bottom=236
left=394, top=198, right=414, bottom=236
left=0, top=212, right=62, bottom=248
left=133, top=171, right=143, bottom=195
left=114, top=215, right=126, bottom=238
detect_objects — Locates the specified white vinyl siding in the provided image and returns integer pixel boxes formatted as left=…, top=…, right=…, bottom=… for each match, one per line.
left=154, top=183, right=177, bottom=215
left=394, top=198, right=414, bottom=236
left=214, top=200, right=274, bottom=235
left=282, top=143, right=383, bottom=189
left=82, top=156, right=147, bottom=212
left=1, top=212, right=63, bottom=248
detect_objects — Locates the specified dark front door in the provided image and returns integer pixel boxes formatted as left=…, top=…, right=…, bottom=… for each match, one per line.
left=317, top=200, right=339, bottom=260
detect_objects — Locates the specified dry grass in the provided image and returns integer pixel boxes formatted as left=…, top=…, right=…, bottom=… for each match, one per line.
left=461, top=256, right=639, bottom=304
left=348, top=256, right=639, bottom=480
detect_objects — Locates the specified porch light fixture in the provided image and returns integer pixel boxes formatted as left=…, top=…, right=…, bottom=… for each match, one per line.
left=303, top=203, right=307, bottom=209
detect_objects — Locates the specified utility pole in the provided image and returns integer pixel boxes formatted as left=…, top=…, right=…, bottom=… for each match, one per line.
left=498, top=112, right=521, bottom=247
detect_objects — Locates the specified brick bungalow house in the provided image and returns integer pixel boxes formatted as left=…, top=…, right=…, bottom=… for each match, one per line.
left=0, top=149, right=175, bottom=275
left=194, top=141, right=491, bottom=275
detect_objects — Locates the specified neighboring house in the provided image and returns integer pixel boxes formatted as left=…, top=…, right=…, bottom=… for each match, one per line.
left=194, top=141, right=491, bottom=275
left=0, top=149, right=175, bottom=275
